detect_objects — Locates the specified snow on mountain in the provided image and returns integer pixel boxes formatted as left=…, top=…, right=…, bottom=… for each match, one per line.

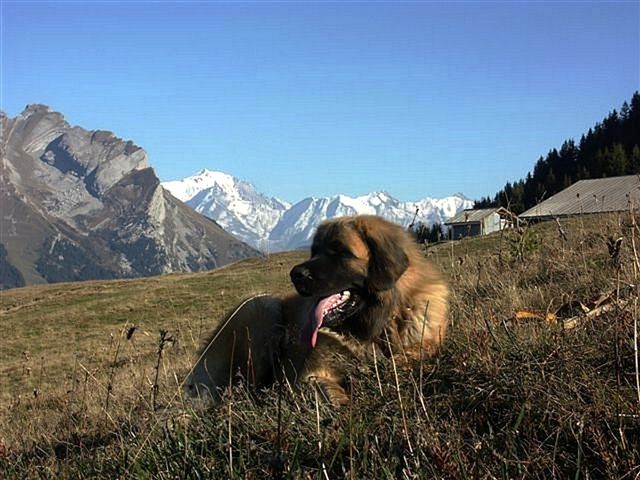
left=163, top=169, right=244, bottom=202
left=268, top=192, right=473, bottom=250
left=162, top=170, right=474, bottom=252
left=412, top=194, right=474, bottom=227
left=163, top=170, right=290, bottom=249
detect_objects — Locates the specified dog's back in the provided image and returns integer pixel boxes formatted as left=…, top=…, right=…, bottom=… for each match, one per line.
left=184, top=295, right=285, bottom=399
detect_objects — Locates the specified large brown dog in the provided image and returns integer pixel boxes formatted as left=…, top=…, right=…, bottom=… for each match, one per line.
left=185, top=215, right=449, bottom=405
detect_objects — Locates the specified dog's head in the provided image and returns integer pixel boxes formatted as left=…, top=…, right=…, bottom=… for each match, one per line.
left=290, top=215, right=410, bottom=347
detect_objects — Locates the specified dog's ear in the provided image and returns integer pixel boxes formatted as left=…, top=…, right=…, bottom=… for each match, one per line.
left=360, top=222, right=409, bottom=292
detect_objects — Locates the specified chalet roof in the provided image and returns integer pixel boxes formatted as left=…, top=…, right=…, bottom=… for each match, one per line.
left=519, top=175, right=640, bottom=219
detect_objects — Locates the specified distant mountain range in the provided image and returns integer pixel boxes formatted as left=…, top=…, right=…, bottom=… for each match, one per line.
left=0, top=105, right=257, bottom=289
left=163, top=170, right=473, bottom=251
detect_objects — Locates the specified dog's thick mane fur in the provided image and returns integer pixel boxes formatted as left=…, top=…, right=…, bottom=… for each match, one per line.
left=186, top=215, right=449, bottom=405
left=317, top=215, right=449, bottom=358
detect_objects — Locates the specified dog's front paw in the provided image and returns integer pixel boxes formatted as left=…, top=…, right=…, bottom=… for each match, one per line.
left=308, top=375, right=350, bottom=407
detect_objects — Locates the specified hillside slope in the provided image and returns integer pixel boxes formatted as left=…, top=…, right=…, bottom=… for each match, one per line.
left=1, top=214, right=638, bottom=478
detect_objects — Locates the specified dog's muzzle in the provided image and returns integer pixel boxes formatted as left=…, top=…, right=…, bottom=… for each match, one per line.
left=290, top=265, right=314, bottom=296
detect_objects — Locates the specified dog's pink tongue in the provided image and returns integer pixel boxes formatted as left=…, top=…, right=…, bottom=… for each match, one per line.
left=301, top=294, right=341, bottom=348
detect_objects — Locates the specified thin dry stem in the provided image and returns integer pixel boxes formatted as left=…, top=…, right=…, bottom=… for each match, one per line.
left=371, top=344, right=384, bottom=397
left=635, top=298, right=640, bottom=405
left=384, top=328, right=413, bottom=456
left=314, top=387, right=330, bottom=480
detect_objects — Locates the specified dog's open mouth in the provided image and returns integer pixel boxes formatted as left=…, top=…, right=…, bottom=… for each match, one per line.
left=301, top=289, right=362, bottom=348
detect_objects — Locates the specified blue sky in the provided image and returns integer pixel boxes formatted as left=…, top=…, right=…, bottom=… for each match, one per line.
left=2, top=1, right=638, bottom=202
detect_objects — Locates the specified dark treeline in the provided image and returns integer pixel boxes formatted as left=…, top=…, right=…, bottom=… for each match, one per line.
left=475, top=92, right=640, bottom=214
left=412, top=222, right=444, bottom=244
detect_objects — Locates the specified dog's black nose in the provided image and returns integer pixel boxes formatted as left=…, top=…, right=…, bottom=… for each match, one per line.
left=290, top=265, right=312, bottom=283
left=290, top=265, right=313, bottom=295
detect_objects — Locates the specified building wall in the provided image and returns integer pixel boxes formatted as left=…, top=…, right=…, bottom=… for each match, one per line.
left=482, top=212, right=502, bottom=235
left=451, top=223, right=481, bottom=239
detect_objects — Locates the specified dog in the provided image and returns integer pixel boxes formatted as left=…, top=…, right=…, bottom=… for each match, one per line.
left=185, top=215, right=449, bottom=405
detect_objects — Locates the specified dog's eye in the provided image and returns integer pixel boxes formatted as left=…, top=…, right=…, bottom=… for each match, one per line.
left=328, top=241, right=353, bottom=258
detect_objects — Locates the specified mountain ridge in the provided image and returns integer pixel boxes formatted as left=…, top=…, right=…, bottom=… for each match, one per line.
left=1, top=105, right=258, bottom=289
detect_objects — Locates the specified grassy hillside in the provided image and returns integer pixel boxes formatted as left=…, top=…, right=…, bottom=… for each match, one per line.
left=1, top=214, right=639, bottom=479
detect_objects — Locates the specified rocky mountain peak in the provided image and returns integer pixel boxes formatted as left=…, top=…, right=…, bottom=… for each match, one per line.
left=6, top=104, right=69, bottom=154
left=21, top=103, right=53, bottom=115
left=41, top=124, right=150, bottom=197
left=1, top=107, right=257, bottom=289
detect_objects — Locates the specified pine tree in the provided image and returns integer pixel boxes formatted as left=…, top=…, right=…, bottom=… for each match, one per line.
left=632, top=145, right=640, bottom=173
left=621, top=101, right=631, bottom=121
left=478, top=92, right=639, bottom=213
left=510, top=181, right=525, bottom=213
left=545, top=168, right=557, bottom=193
left=602, top=144, right=628, bottom=176
left=594, top=149, right=606, bottom=177
left=428, top=223, right=443, bottom=243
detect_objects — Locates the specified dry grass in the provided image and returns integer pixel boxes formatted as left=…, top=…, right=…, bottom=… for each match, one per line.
left=1, top=214, right=639, bottom=479
left=0, top=253, right=304, bottom=452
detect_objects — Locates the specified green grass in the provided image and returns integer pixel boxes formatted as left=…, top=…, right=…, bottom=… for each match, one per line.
left=1, top=216, right=639, bottom=479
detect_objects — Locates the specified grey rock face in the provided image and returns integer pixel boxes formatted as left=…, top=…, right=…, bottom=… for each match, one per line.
left=0, top=104, right=258, bottom=289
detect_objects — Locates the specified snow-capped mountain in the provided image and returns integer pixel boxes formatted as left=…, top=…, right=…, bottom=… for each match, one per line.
left=162, top=170, right=473, bottom=251
left=164, top=170, right=290, bottom=250
left=267, top=192, right=472, bottom=250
